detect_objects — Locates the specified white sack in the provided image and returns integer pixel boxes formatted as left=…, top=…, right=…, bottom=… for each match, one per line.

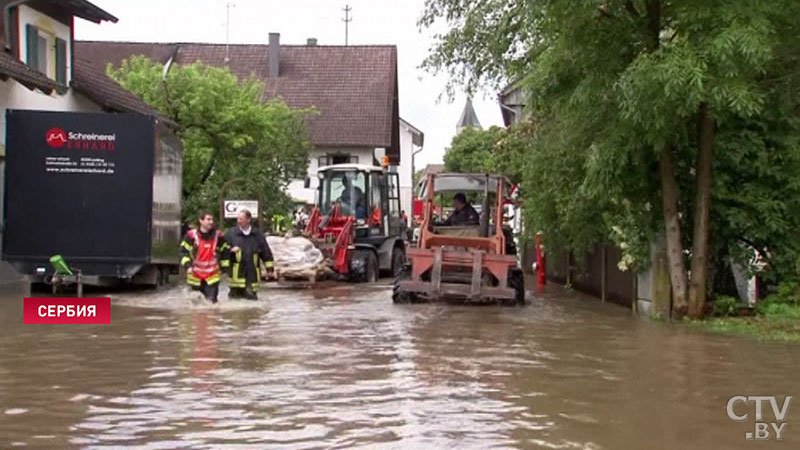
left=266, top=236, right=325, bottom=273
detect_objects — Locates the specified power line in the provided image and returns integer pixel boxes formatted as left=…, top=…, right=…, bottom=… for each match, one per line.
left=342, top=4, right=352, bottom=46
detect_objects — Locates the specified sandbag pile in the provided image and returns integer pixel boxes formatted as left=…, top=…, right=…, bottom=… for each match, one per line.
left=266, top=236, right=331, bottom=280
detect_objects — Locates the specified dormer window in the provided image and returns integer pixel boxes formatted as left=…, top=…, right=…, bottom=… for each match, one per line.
left=24, top=24, right=67, bottom=84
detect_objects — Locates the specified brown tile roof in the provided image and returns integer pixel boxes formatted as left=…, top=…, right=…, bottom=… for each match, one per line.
left=1, top=51, right=173, bottom=126
left=71, top=57, right=176, bottom=126
left=76, top=41, right=179, bottom=68
left=0, top=52, right=66, bottom=94
left=75, top=41, right=400, bottom=159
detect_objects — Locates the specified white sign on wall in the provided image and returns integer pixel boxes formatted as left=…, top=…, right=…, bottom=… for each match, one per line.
left=224, top=200, right=259, bottom=219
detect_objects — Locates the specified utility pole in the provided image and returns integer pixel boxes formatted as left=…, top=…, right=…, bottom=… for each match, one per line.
left=342, top=4, right=352, bottom=46
left=224, top=2, right=235, bottom=63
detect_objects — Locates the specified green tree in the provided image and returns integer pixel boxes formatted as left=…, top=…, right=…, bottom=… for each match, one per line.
left=443, top=124, right=528, bottom=183
left=491, top=119, right=535, bottom=184
left=443, top=126, right=502, bottom=173
left=108, top=56, right=313, bottom=222
left=421, top=0, right=800, bottom=318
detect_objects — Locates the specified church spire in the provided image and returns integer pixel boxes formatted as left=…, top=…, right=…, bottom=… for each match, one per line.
left=456, top=97, right=482, bottom=132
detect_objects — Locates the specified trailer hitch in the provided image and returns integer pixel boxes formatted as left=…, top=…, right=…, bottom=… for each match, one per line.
left=47, top=255, right=83, bottom=297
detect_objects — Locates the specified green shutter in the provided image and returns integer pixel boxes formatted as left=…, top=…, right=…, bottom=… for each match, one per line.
left=55, top=38, right=67, bottom=84
left=25, top=24, right=38, bottom=68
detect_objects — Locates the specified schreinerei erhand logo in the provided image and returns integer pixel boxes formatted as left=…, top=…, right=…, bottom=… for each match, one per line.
left=45, top=127, right=68, bottom=148
left=43, top=128, right=116, bottom=151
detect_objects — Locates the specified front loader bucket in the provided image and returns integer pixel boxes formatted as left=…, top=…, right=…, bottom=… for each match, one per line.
left=395, top=247, right=517, bottom=303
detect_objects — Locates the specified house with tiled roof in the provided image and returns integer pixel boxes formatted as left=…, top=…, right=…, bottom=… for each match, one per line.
left=75, top=34, right=405, bottom=205
left=0, top=0, right=173, bottom=289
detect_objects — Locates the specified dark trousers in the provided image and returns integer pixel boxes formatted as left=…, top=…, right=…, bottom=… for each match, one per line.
left=192, top=280, right=219, bottom=303
left=229, top=286, right=257, bottom=300
left=230, top=254, right=259, bottom=300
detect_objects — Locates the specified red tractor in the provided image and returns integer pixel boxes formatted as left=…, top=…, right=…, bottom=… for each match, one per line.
left=393, top=172, right=525, bottom=305
left=304, top=164, right=407, bottom=282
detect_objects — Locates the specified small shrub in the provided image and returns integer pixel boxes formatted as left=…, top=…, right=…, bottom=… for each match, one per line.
left=774, top=281, right=800, bottom=305
left=763, top=302, right=800, bottom=320
left=712, top=295, right=738, bottom=317
left=757, top=280, right=800, bottom=315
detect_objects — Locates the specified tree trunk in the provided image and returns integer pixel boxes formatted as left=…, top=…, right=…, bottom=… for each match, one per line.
left=658, top=144, right=688, bottom=318
left=688, top=103, right=715, bottom=318
left=650, top=232, right=673, bottom=318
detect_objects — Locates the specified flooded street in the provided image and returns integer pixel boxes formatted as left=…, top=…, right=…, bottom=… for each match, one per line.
left=1, top=281, right=798, bottom=449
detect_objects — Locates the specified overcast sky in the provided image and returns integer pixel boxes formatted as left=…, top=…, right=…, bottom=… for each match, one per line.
left=74, top=0, right=505, bottom=169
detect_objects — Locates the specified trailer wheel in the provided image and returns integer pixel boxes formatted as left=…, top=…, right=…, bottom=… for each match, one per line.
left=351, top=249, right=378, bottom=283
left=392, top=269, right=419, bottom=304
left=507, top=269, right=526, bottom=306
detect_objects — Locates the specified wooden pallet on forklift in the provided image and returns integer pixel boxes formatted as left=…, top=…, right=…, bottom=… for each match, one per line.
left=271, top=262, right=333, bottom=285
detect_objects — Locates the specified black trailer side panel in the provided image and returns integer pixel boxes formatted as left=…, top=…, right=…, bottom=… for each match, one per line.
left=3, top=110, right=155, bottom=276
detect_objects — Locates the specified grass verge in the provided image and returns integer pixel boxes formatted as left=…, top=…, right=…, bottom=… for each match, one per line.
left=689, top=303, right=800, bottom=343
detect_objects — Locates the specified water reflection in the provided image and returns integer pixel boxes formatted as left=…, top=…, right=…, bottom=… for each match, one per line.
left=0, top=283, right=797, bottom=449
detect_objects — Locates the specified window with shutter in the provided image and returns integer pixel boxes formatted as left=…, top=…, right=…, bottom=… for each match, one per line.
left=25, top=24, right=38, bottom=68
left=23, top=23, right=62, bottom=81
left=36, top=34, right=47, bottom=73
left=55, top=38, right=67, bottom=84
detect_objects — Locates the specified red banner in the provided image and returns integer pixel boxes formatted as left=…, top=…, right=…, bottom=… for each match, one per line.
left=23, top=298, right=111, bottom=324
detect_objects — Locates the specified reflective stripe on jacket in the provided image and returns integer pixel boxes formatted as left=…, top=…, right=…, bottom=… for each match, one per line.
left=180, top=228, right=230, bottom=285
left=229, top=250, right=262, bottom=290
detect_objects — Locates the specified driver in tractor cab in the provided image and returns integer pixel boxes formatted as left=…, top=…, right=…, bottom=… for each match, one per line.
left=443, top=193, right=480, bottom=226
left=337, top=176, right=367, bottom=219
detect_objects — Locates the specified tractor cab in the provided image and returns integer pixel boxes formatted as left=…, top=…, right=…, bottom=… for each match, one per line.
left=305, top=164, right=407, bottom=281
left=317, top=165, right=404, bottom=236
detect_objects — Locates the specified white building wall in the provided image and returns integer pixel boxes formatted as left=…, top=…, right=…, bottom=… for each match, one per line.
left=397, top=125, right=414, bottom=222
left=286, top=147, right=376, bottom=204
left=0, top=81, right=102, bottom=145
left=18, top=4, right=72, bottom=84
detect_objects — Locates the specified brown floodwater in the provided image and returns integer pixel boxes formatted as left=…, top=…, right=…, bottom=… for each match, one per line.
left=0, top=280, right=797, bottom=449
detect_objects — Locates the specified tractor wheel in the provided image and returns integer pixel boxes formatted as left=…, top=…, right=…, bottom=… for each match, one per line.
left=507, top=269, right=526, bottom=306
left=351, top=249, right=379, bottom=283
left=390, top=247, right=406, bottom=278
left=392, top=269, right=419, bottom=304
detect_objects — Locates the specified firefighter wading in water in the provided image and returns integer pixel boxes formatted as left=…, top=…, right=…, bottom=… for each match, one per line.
left=180, top=212, right=230, bottom=303
left=225, top=209, right=274, bottom=300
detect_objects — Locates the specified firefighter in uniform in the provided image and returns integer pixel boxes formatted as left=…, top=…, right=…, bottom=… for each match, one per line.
left=225, top=209, right=274, bottom=300
left=271, top=213, right=289, bottom=235
left=180, top=212, right=230, bottom=303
